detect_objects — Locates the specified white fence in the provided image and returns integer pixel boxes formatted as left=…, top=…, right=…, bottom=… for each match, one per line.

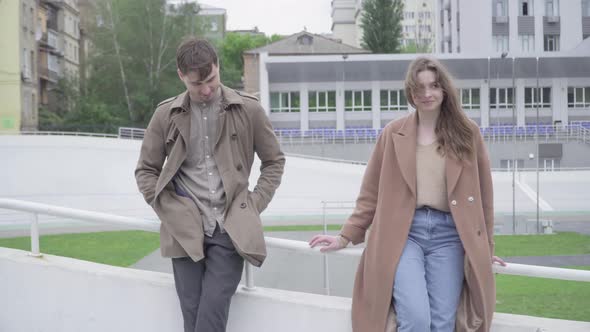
left=1, top=198, right=590, bottom=332
left=1, top=198, right=589, bottom=284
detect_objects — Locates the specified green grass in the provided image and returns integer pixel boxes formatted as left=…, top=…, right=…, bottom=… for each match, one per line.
left=0, top=231, right=160, bottom=267
left=496, top=266, right=590, bottom=321
left=494, top=232, right=590, bottom=257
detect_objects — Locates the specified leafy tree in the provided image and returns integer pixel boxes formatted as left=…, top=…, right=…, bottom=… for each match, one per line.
left=360, top=0, right=404, bottom=53
left=88, top=0, right=201, bottom=127
left=401, top=40, right=432, bottom=54
left=217, top=33, right=282, bottom=89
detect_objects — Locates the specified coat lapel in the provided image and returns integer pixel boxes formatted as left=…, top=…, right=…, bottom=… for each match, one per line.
left=392, top=112, right=417, bottom=198
left=445, top=153, right=463, bottom=197
left=169, top=91, right=191, bottom=169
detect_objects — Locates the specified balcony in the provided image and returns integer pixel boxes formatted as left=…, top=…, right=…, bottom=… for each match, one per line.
left=494, top=15, right=509, bottom=24
left=546, top=16, right=560, bottom=23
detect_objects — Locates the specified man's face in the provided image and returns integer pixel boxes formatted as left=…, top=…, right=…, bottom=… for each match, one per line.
left=178, top=63, right=221, bottom=103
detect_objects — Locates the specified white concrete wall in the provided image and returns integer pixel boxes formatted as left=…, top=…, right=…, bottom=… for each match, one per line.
left=332, top=24, right=358, bottom=48
left=2, top=247, right=590, bottom=332
left=458, top=0, right=492, bottom=55
left=0, top=247, right=353, bottom=332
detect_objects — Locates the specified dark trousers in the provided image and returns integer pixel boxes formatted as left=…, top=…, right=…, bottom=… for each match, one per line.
left=172, top=226, right=244, bottom=332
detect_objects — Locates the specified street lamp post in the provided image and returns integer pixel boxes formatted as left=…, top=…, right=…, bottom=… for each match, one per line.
left=536, top=57, right=540, bottom=233
left=511, top=55, right=516, bottom=234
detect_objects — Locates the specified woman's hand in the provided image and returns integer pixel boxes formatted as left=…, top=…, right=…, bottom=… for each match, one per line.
left=492, top=255, right=507, bottom=266
left=309, top=235, right=349, bottom=252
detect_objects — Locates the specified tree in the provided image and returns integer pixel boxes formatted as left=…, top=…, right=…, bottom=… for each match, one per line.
left=217, top=33, right=282, bottom=89
left=88, top=0, right=201, bottom=127
left=360, top=0, right=404, bottom=53
left=401, top=40, right=432, bottom=54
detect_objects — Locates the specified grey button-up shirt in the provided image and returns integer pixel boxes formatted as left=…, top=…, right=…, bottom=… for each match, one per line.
left=174, top=89, right=226, bottom=237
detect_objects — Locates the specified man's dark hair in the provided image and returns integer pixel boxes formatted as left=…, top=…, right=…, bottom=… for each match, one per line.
left=176, top=37, right=218, bottom=78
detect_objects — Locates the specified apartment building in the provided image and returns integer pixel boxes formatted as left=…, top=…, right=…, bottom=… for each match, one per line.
left=331, top=0, right=436, bottom=51
left=436, top=0, right=590, bottom=55
left=0, top=0, right=39, bottom=132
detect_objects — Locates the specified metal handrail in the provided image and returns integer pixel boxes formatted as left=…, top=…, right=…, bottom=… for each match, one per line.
left=1, top=198, right=589, bottom=288
left=0, top=131, right=118, bottom=138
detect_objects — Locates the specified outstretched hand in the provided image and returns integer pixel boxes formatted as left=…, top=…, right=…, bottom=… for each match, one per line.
left=309, top=235, right=347, bottom=252
left=492, top=255, right=507, bottom=266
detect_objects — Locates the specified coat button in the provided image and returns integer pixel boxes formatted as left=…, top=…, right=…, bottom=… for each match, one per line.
left=236, top=164, right=243, bottom=171
left=477, top=230, right=481, bottom=236
left=468, top=196, right=474, bottom=202
left=240, top=203, right=247, bottom=209
left=451, top=200, right=457, bottom=206
left=231, top=133, right=238, bottom=140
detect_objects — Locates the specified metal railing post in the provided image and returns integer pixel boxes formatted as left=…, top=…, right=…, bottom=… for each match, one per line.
left=322, top=201, right=330, bottom=296
left=244, top=262, right=255, bottom=290
left=29, top=213, right=42, bottom=257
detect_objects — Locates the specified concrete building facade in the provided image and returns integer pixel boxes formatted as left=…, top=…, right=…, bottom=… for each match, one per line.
left=435, top=0, right=590, bottom=55
left=253, top=50, right=590, bottom=131
left=0, top=0, right=39, bottom=132
left=331, top=0, right=436, bottom=51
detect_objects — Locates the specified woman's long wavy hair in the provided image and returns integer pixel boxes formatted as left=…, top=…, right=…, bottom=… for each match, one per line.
left=404, top=56, right=474, bottom=161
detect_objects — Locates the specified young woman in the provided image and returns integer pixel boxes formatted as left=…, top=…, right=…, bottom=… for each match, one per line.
left=310, top=57, right=506, bottom=332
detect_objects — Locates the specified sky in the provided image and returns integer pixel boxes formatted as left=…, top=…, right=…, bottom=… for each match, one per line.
left=171, top=0, right=334, bottom=36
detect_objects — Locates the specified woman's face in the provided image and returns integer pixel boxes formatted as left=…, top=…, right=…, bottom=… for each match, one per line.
left=412, top=70, right=443, bottom=113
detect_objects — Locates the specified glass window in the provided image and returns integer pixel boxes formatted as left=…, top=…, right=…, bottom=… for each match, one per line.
left=567, top=86, right=590, bottom=108
left=583, top=0, right=590, bottom=16
left=490, top=88, right=514, bottom=109
left=545, top=0, right=559, bottom=16
left=495, top=0, right=507, bottom=16
left=345, top=90, right=372, bottom=112
left=461, top=88, right=481, bottom=110
left=308, top=90, right=336, bottom=112
left=544, top=35, right=560, bottom=51
left=525, top=87, right=551, bottom=108
left=270, top=91, right=300, bottom=113
left=380, top=89, right=408, bottom=111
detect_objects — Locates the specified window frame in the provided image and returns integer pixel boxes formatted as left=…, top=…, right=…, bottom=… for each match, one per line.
left=345, top=89, right=372, bottom=112
left=270, top=91, right=301, bottom=113
left=380, top=89, right=408, bottom=112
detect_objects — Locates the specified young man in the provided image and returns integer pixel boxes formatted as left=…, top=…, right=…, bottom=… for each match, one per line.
left=135, top=38, right=285, bottom=332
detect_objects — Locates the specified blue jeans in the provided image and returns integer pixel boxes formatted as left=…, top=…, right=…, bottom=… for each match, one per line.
left=392, top=207, right=465, bottom=332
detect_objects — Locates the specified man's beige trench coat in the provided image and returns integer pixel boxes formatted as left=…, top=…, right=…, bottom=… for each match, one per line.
left=135, top=85, right=285, bottom=267
left=340, top=112, right=496, bottom=332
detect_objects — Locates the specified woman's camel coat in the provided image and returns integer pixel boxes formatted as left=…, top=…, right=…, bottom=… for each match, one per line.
left=340, top=112, right=496, bottom=332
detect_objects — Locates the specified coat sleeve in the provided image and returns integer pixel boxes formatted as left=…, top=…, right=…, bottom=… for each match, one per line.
left=475, top=128, right=495, bottom=255
left=250, top=104, right=285, bottom=213
left=135, top=109, right=166, bottom=206
left=340, top=130, right=386, bottom=245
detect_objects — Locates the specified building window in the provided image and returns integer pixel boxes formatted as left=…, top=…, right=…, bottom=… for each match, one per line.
left=48, top=54, right=59, bottom=72
left=493, top=35, right=509, bottom=52
left=270, top=92, right=300, bottom=113
left=490, top=88, right=514, bottom=109
left=23, top=48, right=30, bottom=79
left=380, top=89, right=408, bottom=111
left=48, top=31, right=58, bottom=48
left=525, top=87, right=551, bottom=108
left=495, top=0, right=508, bottom=17
left=545, top=0, right=559, bottom=16
left=520, top=34, right=535, bottom=52
left=544, top=35, right=559, bottom=51
left=583, top=0, right=590, bottom=16
left=210, top=21, right=218, bottom=32
left=460, top=88, right=480, bottom=110
left=309, top=91, right=336, bottom=112
left=345, top=90, right=372, bottom=112
left=568, top=87, right=590, bottom=108
left=520, top=0, right=533, bottom=16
